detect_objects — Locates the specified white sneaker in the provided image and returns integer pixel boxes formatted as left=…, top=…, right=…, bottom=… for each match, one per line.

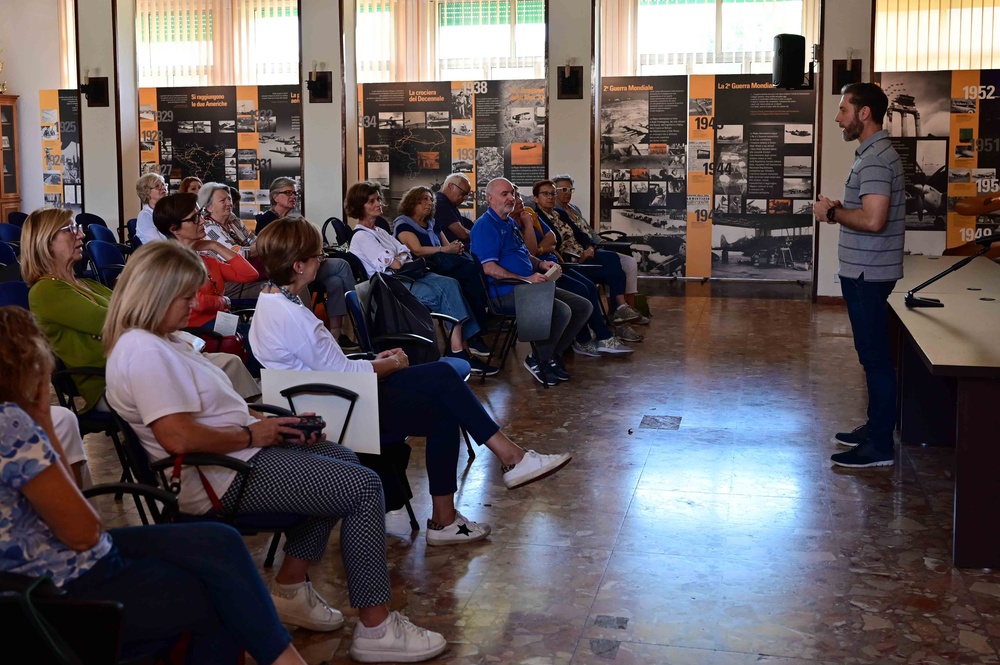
left=613, top=304, right=641, bottom=324
left=572, top=339, right=601, bottom=357
left=502, top=450, right=572, bottom=489
left=426, top=511, right=491, bottom=546
left=270, top=580, right=344, bottom=631
left=349, top=611, right=447, bottom=662
left=596, top=336, right=634, bottom=355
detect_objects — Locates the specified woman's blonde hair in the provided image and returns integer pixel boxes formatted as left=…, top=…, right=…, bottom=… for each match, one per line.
left=255, top=217, right=322, bottom=286
left=20, top=207, right=74, bottom=286
left=136, top=173, right=166, bottom=206
left=0, top=306, right=54, bottom=406
left=103, top=242, right=207, bottom=352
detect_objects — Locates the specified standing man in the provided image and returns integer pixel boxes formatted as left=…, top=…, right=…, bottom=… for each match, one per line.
left=470, top=178, right=592, bottom=386
left=814, top=82, right=905, bottom=468
left=435, top=174, right=475, bottom=243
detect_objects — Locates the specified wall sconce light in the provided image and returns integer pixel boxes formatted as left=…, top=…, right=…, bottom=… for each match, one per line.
left=80, top=68, right=110, bottom=107
left=306, top=60, right=333, bottom=104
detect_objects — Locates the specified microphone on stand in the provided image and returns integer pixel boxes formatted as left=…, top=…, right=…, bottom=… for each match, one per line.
left=905, top=234, right=1000, bottom=308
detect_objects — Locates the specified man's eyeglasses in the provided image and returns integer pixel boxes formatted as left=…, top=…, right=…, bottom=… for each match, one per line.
left=57, top=220, right=83, bottom=235
left=451, top=182, right=471, bottom=197
left=555, top=187, right=575, bottom=193
left=537, top=190, right=556, bottom=197
left=276, top=190, right=298, bottom=198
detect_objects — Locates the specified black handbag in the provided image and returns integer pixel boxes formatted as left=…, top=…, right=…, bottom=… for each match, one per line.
left=390, top=257, right=429, bottom=279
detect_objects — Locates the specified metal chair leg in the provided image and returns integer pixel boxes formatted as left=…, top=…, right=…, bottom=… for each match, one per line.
left=462, top=428, right=475, bottom=462
left=404, top=500, right=420, bottom=532
left=264, top=533, right=283, bottom=569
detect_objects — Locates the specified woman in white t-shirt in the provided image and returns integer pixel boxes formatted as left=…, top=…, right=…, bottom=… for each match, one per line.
left=103, top=242, right=446, bottom=664
left=250, top=218, right=573, bottom=546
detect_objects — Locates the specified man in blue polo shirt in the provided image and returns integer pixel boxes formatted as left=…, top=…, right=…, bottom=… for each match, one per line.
left=470, top=177, right=592, bottom=385
left=814, top=82, right=905, bottom=469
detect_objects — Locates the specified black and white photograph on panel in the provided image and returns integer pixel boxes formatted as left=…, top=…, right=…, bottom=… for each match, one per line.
left=607, top=208, right=687, bottom=276
left=880, top=71, right=952, bottom=138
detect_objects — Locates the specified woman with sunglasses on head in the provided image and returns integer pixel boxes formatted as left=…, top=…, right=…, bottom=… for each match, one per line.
left=255, top=177, right=298, bottom=236
left=153, top=193, right=258, bottom=329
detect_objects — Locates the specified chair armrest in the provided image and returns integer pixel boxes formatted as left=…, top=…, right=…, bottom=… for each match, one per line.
left=251, top=403, right=295, bottom=417
left=372, top=333, right=436, bottom=351
left=430, top=312, right=460, bottom=326
left=150, top=453, right=254, bottom=474
left=347, top=352, right=377, bottom=360
left=83, top=482, right=178, bottom=509
left=563, top=250, right=581, bottom=262
left=0, top=572, right=63, bottom=595
left=599, top=230, right=626, bottom=241
left=54, top=366, right=106, bottom=379
left=115, top=243, right=133, bottom=255
left=598, top=241, right=634, bottom=251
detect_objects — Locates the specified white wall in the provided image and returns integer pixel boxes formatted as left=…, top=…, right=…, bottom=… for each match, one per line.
left=0, top=1, right=64, bottom=213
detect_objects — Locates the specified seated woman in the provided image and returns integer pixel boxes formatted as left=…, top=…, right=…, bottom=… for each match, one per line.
left=134, top=173, right=168, bottom=244
left=249, top=218, right=573, bottom=544
left=199, top=182, right=359, bottom=347
left=510, top=192, right=632, bottom=357
left=102, top=242, right=447, bottom=663
left=22, top=208, right=260, bottom=404
left=552, top=174, right=647, bottom=325
left=179, top=176, right=203, bottom=195
left=392, top=185, right=490, bottom=357
left=152, top=193, right=259, bottom=330
left=347, top=181, right=494, bottom=374
left=532, top=180, right=645, bottom=332
left=0, top=305, right=308, bottom=665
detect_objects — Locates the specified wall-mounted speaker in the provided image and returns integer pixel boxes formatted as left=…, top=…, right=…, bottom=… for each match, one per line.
left=773, top=34, right=806, bottom=89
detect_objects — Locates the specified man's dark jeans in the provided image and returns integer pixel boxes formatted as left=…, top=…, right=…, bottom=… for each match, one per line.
left=840, top=273, right=897, bottom=451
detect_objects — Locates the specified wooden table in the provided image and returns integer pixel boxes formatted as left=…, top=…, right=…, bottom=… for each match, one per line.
left=894, top=255, right=1000, bottom=295
left=889, top=281, right=1000, bottom=567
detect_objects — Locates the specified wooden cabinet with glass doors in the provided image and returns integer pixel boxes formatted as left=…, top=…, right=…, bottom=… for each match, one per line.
left=0, top=95, right=20, bottom=222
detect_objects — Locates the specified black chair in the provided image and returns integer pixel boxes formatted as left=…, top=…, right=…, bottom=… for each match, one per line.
left=76, top=212, right=108, bottom=229
left=7, top=211, right=27, bottom=227
left=321, top=217, right=368, bottom=282
left=87, top=223, right=133, bottom=258
left=0, top=280, right=28, bottom=308
left=111, top=406, right=306, bottom=570
left=0, top=483, right=179, bottom=665
left=278, top=382, right=421, bottom=531
left=469, top=253, right=528, bottom=383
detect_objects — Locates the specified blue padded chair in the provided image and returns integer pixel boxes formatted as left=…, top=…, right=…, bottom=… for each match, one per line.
left=0, top=281, right=28, bottom=309
left=126, top=218, right=141, bottom=251
left=86, top=240, right=126, bottom=288
left=0, top=241, right=17, bottom=267
left=0, top=223, right=20, bottom=255
left=86, top=223, right=132, bottom=258
left=6, top=211, right=26, bottom=227
left=76, top=212, right=108, bottom=229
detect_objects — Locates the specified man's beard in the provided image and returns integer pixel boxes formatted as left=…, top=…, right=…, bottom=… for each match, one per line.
left=842, top=117, right=863, bottom=141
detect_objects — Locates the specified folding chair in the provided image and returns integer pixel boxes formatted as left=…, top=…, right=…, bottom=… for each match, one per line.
left=470, top=253, right=529, bottom=383
left=76, top=212, right=108, bottom=229
left=0, top=240, right=19, bottom=269
left=86, top=240, right=127, bottom=288
left=126, top=218, right=141, bottom=251
left=86, top=223, right=133, bottom=258
left=0, top=223, right=20, bottom=256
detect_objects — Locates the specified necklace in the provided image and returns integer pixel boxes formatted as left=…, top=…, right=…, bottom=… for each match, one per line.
left=268, top=281, right=302, bottom=306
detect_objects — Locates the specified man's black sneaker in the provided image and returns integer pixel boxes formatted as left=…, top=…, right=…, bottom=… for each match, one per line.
left=469, top=356, right=500, bottom=377
left=523, top=355, right=557, bottom=386
left=547, top=358, right=570, bottom=382
left=830, top=441, right=894, bottom=468
left=832, top=424, right=868, bottom=449
left=467, top=336, right=491, bottom=358
left=337, top=334, right=361, bottom=351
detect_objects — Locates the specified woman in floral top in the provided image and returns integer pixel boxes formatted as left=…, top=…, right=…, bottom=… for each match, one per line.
left=0, top=305, right=306, bottom=665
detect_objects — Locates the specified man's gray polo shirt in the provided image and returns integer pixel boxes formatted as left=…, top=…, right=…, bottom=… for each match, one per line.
left=838, top=129, right=905, bottom=282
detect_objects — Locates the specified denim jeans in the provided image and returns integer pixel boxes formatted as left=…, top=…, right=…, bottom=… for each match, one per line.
left=840, top=273, right=897, bottom=450
left=408, top=272, right=481, bottom=340
left=558, top=269, right=613, bottom=342
left=64, top=523, right=291, bottom=665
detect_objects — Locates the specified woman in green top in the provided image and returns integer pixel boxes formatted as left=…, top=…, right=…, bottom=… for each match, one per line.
left=22, top=208, right=261, bottom=412
left=23, top=208, right=111, bottom=412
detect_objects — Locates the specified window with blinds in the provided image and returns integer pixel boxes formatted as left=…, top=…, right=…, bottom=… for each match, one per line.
left=135, top=0, right=300, bottom=87
left=356, top=0, right=546, bottom=84
left=602, top=0, right=819, bottom=77
left=875, top=0, right=1000, bottom=72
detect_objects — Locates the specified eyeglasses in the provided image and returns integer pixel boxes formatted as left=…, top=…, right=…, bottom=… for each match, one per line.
left=180, top=210, right=203, bottom=224
left=451, top=182, right=471, bottom=196
left=537, top=190, right=556, bottom=197
left=311, top=253, right=327, bottom=263
left=555, top=187, right=575, bottom=193
left=57, top=220, right=83, bottom=235
left=276, top=190, right=297, bottom=198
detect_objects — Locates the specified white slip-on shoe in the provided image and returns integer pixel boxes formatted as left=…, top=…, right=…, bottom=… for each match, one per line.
left=270, top=580, right=344, bottom=631
left=502, top=450, right=572, bottom=489
left=349, top=611, right=447, bottom=662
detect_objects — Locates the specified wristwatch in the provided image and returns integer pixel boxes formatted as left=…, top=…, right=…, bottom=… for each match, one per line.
left=826, top=206, right=837, bottom=223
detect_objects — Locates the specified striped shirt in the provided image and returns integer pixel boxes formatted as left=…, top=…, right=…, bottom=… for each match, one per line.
left=838, top=129, right=905, bottom=282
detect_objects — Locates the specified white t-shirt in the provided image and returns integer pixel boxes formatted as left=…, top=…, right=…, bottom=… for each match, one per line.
left=349, top=225, right=411, bottom=278
left=106, top=329, right=259, bottom=514
left=136, top=204, right=166, bottom=245
left=250, top=293, right=374, bottom=373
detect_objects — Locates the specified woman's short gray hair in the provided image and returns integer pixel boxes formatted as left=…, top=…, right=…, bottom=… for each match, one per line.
left=197, top=182, right=232, bottom=210
left=552, top=174, right=575, bottom=186
left=269, top=177, right=298, bottom=205
left=136, top=173, right=166, bottom=206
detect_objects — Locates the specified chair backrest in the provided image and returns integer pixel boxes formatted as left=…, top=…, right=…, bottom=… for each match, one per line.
left=322, top=216, right=353, bottom=247
left=87, top=240, right=126, bottom=287
left=0, top=281, right=28, bottom=309
left=6, top=211, right=26, bottom=227
left=0, top=223, right=21, bottom=244
left=126, top=218, right=140, bottom=249
left=345, top=290, right=374, bottom=353
left=279, top=382, right=360, bottom=447
left=76, top=212, right=108, bottom=229
left=0, top=241, right=17, bottom=267
left=86, top=223, right=117, bottom=245
left=108, top=411, right=171, bottom=523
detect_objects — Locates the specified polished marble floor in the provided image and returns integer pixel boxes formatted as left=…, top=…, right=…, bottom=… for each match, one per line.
left=88, top=294, right=1000, bottom=664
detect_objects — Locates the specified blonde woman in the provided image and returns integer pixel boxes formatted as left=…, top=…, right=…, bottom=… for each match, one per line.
left=135, top=173, right=168, bottom=244
left=103, top=241, right=446, bottom=662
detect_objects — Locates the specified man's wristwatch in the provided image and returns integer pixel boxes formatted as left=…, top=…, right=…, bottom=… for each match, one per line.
left=826, top=206, right=837, bottom=223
